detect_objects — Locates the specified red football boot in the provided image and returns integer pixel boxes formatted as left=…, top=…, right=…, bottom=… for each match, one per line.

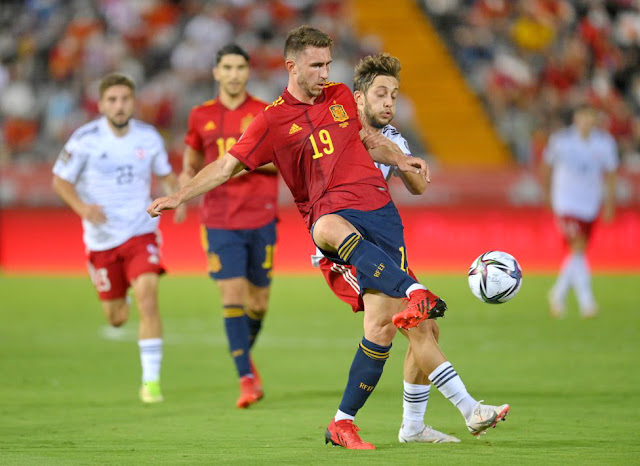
left=392, top=289, right=447, bottom=330
left=325, top=419, right=375, bottom=450
left=236, top=375, right=263, bottom=409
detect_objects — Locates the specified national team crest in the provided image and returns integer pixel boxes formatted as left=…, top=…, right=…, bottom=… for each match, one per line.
left=135, top=148, right=146, bottom=160
left=241, top=114, right=254, bottom=132
left=329, top=103, right=348, bottom=122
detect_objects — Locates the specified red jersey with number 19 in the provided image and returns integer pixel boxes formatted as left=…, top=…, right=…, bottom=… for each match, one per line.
left=228, top=83, right=391, bottom=229
left=185, top=95, right=278, bottom=230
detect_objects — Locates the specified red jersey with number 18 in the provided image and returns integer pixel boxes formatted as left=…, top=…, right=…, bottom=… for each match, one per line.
left=228, top=83, right=391, bottom=229
left=185, top=95, right=278, bottom=230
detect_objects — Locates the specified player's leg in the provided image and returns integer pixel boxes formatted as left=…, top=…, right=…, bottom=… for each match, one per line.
left=567, top=223, right=597, bottom=317
left=203, top=226, right=262, bottom=407
left=326, top=290, right=399, bottom=450
left=100, top=298, right=129, bottom=327
left=245, top=220, right=276, bottom=351
left=313, top=204, right=445, bottom=328
left=550, top=217, right=595, bottom=317
left=398, top=323, right=460, bottom=444
left=130, top=272, right=164, bottom=403
left=404, top=319, right=510, bottom=437
left=123, top=234, right=166, bottom=403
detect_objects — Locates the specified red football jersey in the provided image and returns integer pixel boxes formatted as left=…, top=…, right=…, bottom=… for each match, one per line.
left=228, top=83, right=391, bottom=229
left=185, top=95, right=278, bottom=229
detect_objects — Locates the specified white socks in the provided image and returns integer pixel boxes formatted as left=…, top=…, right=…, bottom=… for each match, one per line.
left=138, top=338, right=163, bottom=383
left=429, top=361, right=477, bottom=420
left=406, top=283, right=427, bottom=298
left=552, top=253, right=596, bottom=313
left=334, top=409, right=355, bottom=422
left=401, top=381, right=430, bottom=434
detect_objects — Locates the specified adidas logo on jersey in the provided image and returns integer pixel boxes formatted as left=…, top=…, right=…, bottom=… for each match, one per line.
left=289, top=123, right=302, bottom=135
left=204, top=121, right=216, bottom=131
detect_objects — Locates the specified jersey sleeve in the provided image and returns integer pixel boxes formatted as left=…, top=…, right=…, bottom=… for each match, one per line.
left=184, top=109, right=203, bottom=151
left=52, top=136, right=89, bottom=183
left=228, top=111, right=273, bottom=170
left=151, top=132, right=173, bottom=177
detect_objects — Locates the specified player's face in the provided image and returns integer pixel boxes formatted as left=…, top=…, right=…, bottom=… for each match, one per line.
left=291, top=46, right=332, bottom=98
left=357, top=75, right=399, bottom=129
left=574, top=108, right=596, bottom=134
left=99, top=85, right=134, bottom=129
left=214, top=54, right=250, bottom=98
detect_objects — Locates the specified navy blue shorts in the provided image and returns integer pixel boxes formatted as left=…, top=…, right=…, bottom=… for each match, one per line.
left=313, top=201, right=408, bottom=297
left=202, top=220, right=276, bottom=287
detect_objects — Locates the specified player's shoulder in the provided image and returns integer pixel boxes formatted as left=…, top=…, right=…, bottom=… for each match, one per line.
left=189, top=99, right=217, bottom=116
left=592, top=128, right=616, bottom=145
left=69, top=118, right=102, bottom=142
left=130, top=119, right=164, bottom=144
left=264, top=95, right=285, bottom=112
left=131, top=119, right=161, bottom=136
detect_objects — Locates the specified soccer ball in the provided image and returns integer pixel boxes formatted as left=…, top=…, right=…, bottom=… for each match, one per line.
left=468, top=251, right=523, bottom=304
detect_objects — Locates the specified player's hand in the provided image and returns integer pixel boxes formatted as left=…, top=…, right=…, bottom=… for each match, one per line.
left=397, top=157, right=431, bottom=183
left=80, top=204, right=107, bottom=224
left=147, top=196, right=181, bottom=218
left=173, top=203, right=187, bottom=224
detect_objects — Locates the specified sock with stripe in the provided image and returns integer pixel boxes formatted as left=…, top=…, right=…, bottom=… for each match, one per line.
left=336, top=337, right=392, bottom=417
left=429, top=361, right=477, bottom=420
left=244, top=310, right=263, bottom=350
left=337, top=233, right=417, bottom=296
left=223, top=305, right=251, bottom=377
left=402, top=381, right=430, bottom=435
left=138, top=338, right=163, bottom=383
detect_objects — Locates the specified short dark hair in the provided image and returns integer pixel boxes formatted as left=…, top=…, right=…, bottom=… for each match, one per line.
left=353, top=53, right=402, bottom=93
left=99, top=73, right=135, bottom=98
left=216, top=44, right=250, bottom=65
left=284, top=25, right=333, bottom=59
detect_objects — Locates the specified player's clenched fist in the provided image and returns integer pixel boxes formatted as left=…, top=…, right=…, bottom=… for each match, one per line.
left=147, top=196, right=180, bottom=217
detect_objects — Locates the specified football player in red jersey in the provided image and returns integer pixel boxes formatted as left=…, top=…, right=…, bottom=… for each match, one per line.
left=148, top=26, right=508, bottom=448
left=179, top=45, right=278, bottom=409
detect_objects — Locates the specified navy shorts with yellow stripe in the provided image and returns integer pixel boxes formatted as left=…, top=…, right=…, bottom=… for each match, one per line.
left=313, top=201, right=408, bottom=297
left=201, top=220, right=276, bottom=286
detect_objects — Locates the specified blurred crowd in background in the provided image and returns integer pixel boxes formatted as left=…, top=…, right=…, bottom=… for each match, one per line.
left=425, top=0, right=640, bottom=171
left=2, top=0, right=640, bottom=173
left=0, top=0, right=401, bottom=166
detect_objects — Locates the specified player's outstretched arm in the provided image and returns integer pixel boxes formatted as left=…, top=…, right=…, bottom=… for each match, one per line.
left=147, top=152, right=244, bottom=217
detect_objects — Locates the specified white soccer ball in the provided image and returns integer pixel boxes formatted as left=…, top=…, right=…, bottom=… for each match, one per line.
left=468, top=251, right=523, bottom=304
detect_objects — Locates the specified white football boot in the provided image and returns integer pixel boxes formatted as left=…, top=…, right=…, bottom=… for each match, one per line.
left=466, top=401, right=510, bottom=437
left=399, top=425, right=461, bottom=443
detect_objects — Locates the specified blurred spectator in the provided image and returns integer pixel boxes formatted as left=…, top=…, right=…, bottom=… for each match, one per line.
left=1, top=0, right=390, bottom=166
left=424, top=0, right=640, bottom=171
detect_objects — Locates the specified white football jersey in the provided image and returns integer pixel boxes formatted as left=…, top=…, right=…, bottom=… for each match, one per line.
left=543, top=126, right=618, bottom=221
left=311, top=124, right=412, bottom=266
left=374, top=124, right=413, bottom=180
left=53, top=116, right=172, bottom=251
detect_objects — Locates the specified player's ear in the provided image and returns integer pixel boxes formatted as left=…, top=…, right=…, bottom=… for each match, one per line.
left=354, top=90, right=364, bottom=107
left=285, top=59, right=296, bottom=75
left=212, top=65, right=219, bottom=82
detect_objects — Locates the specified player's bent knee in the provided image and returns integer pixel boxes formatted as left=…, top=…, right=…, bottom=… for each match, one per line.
left=312, top=214, right=357, bottom=250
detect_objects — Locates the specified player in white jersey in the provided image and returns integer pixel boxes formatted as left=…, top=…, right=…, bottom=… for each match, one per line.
left=315, top=54, right=509, bottom=446
left=52, top=73, right=184, bottom=403
left=541, top=104, right=618, bottom=318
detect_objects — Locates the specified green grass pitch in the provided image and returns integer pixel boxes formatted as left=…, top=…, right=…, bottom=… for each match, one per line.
left=1, top=273, right=639, bottom=465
